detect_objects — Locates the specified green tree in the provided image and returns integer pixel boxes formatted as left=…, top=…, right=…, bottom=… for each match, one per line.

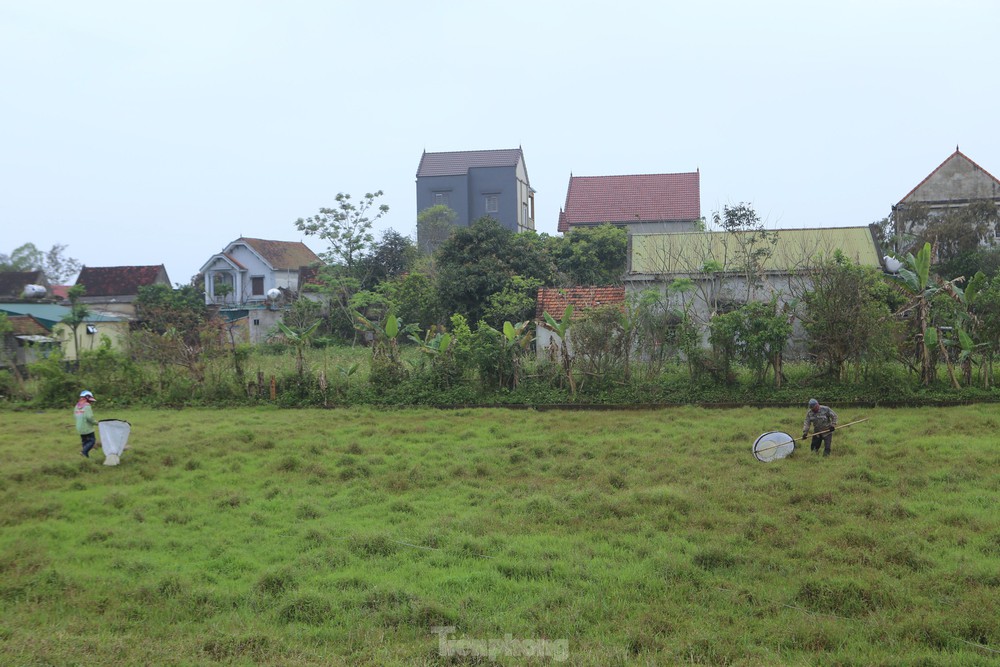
left=708, top=301, right=791, bottom=386
left=916, top=200, right=999, bottom=263
left=294, top=191, right=393, bottom=344
left=356, top=229, right=417, bottom=290
left=967, top=276, right=1000, bottom=387
left=0, top=242, right=82, bottom=283
left=802, top=257, right=896, bottom=381
left=416, top=205, right=458, bottom=255
left=62, top=284, right=89, bottom=360
left=483, top=276, right=544, bottom=327
left=712, top=203, right=778, bottom=300
left=377, top=270, right=443, bottom=333
left=550, top=224, right=627, bottom=286
left=0, top=311, right=26, bottom=390
left=436, top=217, right=553, bottom=324
left=572, top=304, right=634, bottom=385
left=135, top=284, right=208, bottom=336
left=632, top=282, right=698, bottom=379
left=295, top=191, right=389, bottom=271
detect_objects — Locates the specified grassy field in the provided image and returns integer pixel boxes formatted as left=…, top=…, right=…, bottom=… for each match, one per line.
left=1, top=405, right=998, bottom=666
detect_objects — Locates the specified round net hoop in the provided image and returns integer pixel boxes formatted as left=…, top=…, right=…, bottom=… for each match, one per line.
left=753, top=431, right=795, bottom=462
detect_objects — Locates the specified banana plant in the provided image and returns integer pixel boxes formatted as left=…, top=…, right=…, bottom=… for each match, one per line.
left=408, top=328, right=453, bottom=357
left=890, top=243, right=964, bottom=386
left=354, top=312, right=417, bottom=371
left=542, top=305, right=576, bottom=395
left=276, top=319, right=321, bottom=377
left=479, top=319, right=534, bottom=390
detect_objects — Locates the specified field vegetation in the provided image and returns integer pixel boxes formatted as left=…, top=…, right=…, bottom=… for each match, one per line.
left=2, top=405, right=998, bottom=665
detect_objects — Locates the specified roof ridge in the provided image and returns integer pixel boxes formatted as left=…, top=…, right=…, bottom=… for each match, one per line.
left=422, top=147, right=521, bottom=155
left=898, top=148, right=1000, bottom=204
left=571, top=170, right=699, bottom=179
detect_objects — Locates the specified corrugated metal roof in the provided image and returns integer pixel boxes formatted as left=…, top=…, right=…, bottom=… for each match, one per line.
left=416, top=148, right=524, bottom=177
left=630, top=227, right=880, bottom=275
left=0, top=304, right=126, bottom=330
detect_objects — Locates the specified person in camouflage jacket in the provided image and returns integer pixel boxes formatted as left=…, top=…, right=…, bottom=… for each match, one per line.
left=803, top=398, right=838, bottom=456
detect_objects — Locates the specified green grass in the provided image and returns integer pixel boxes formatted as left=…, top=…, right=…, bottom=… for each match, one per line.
left=1, top=406, right=998, bottom=665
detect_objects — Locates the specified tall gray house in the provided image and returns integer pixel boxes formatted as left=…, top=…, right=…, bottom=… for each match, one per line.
left=416, top=148, right=536, bottom=243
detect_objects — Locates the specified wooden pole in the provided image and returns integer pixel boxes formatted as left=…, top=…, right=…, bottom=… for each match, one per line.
left=753, top=418, right=870, bottom=455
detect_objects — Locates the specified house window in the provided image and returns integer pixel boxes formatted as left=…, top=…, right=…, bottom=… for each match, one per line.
left=251, top=277, right=265, bottom=296
left=434, top=192, right=450, bottom=206
left=485, top=195, right=498, bottom=214
left=86, top=325, right=98, bottom=335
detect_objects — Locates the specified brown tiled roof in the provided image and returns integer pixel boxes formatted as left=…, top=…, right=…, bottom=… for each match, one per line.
left=6, top=314, right=49, bottom=336
left=75, top=265, right=169, bottom=297
left=0, top=271, right=48, bottom=298
left=558, top=171, right=701, bottom=232
left=417, top=148, right=524, bottom=177
left=49, top=285, right=70, bottom=300
left=239, top=238, right=320, bottom=270
left=535, top=286, right=626, bottom=321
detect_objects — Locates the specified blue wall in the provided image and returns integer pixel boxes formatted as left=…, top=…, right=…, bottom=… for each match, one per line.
left=417, top=166, right=520, bottom=232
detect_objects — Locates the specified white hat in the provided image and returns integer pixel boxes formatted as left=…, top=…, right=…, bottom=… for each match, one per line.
left=80, top=390, right=94, bottom=399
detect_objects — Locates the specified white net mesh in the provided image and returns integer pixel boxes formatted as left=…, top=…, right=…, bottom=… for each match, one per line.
left=753, top=431, right=795, bottom=462
left=98, top=420, right=131, bottom=466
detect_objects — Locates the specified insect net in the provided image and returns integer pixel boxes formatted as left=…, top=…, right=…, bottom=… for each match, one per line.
left=98, top=419, right=131, bottom=466
left=752, top=431, right=795, bottom=462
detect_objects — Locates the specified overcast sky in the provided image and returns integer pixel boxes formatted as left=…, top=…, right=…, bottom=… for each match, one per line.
left=2, top=0, right=997, bottom=285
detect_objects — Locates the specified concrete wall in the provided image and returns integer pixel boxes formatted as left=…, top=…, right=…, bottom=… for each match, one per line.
left=626, top=271, right=813, bottom=358
left=905, top=158, right=1000, bottom=203
left=53, top=321, right=130, bottom=361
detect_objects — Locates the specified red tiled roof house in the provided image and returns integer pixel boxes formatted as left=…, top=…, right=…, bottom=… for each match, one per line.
left=558, top=171, right=701, bottom=234
left=535, top=286, right=626, bottom=359
left=74, top=265, right=171, bottom=317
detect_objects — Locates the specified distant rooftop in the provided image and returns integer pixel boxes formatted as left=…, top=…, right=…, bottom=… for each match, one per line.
left=559, top=171, right=701, bottom=232
left=416, top=148, right=524, bottom=178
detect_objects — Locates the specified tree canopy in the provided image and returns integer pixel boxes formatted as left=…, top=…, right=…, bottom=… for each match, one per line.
left=0, top=242, right=82, bottom=283
left=436, top=217, right=553, bottom=325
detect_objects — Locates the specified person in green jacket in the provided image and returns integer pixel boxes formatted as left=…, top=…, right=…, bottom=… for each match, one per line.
left=74, top=390, right=98, bottom=458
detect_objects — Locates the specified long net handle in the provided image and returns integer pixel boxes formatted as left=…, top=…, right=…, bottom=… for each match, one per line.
left=754, top=418, right=869, bottom=455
